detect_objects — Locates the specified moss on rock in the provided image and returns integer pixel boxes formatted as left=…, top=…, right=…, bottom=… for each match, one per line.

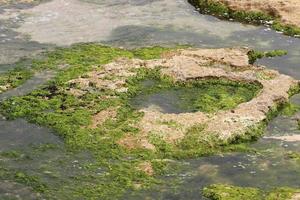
left=0, top=67, right=33, bottom=94
left=203, top=184, right=263, bottom=200
left=203, top=184, right=300, bottom=200
left=248, top=50, right=288, bottom=65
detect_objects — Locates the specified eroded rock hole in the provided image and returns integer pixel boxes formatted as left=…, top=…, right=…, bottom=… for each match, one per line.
left=130, top=79, right=261, bottom=114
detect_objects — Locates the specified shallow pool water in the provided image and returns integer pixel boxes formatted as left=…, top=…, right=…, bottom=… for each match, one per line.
left=130, top=80, right=259, bottom=114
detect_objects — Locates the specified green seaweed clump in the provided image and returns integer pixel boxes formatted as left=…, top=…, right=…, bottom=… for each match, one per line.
left=272, top=21, right=300, bottom=38
left=203, top=184, right=300, bottom=200
left=0, top=67, right=33, bottom=93
left=248, top=50, right=288, bottom=64
left=287, top=151, right=300, bottom=163
left=203, top=184, right=263, bottom=200
left=266, top=188, right=300, bottom=200
left=280, top=102, right=300, bottom=116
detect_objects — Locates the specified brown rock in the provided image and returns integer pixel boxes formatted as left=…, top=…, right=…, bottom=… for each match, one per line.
left=136, top=161, right=154, bottom=176
left=89, top=108, right=117, bottom=129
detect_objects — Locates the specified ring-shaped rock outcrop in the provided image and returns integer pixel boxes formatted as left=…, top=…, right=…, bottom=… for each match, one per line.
left=68, top=47, right=299, bottom=150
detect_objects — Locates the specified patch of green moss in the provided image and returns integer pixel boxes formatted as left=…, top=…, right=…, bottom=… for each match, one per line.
left=188, top=0, right=300, bottom=37
left=248, top=50, right=288, bottom=64
left=131, top=46, right=173, bottom=60
left=264, top=50, right=288, bottom=58
left=280, top=102, right=300, bottom=116
left=286, top=151, right=300, bottom=162
left=203, top=184, right=263, bottom=200
left=272, top=21, right=300, bottom=37
left=203, top=184, right=300, bottom=200
left=0, top=67, right=33, bottom=93
left=149, top=122, right=258, bottom=159
left=0, top=150, right=23, bottom=159
left=0, top=164, right=47, bottom=193
left=14, top=172, right=47, bottom=193
left=266, top=187, right=300, bottom=200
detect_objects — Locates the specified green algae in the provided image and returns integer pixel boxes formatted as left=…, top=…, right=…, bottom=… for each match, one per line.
left=188, top=0, right=300, bottom=37
left=14, top=172, right=47, bottom=193
left=203, top=184, right=300, bottom=200
left=280, top=102, right=300, bottom=116
left=266, top=188, right=300, bottom=200
left=0, top=67, right=33, bottom=93
left=0, top=163, right=48, bottom=194
left=131, top=46, right=178, bottom=60
left=287, top=151, right=300, bottom=163
left=149, top=122, right=259, bottom=160
left=248, top=50, right=288, bottom=64
left=203, top=184, right=263, bottom=200
left=130, top=77, right=261, bottom=114
left=272, top=22, right=300, bottom=37
left=0, top=44, right=298, bottom=199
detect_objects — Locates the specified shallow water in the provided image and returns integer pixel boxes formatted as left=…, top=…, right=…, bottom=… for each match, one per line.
left=0, top=117, right=60, bottom=151
left=0, top=0, right=300, bottom=199
left=0, top=70, right=55, bottom=100
left=130, top=80, right=258, bottom=114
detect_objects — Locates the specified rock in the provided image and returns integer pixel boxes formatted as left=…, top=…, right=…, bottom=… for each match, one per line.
left=68, top=47, right=299, bottom=149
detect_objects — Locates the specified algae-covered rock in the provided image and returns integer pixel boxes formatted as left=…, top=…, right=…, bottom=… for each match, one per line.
left=266, top=188, right=300, bottom=200
left=203, top=184, right=263, bottom=200
left=203, top=184, right=300, bottom=200
left=0, top=43, right=299, bottom=199
left=1, top=45, right=299, bottom=154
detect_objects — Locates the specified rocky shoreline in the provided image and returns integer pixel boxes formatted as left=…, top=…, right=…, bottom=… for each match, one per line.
left=189, top=0, right=300, bottom=37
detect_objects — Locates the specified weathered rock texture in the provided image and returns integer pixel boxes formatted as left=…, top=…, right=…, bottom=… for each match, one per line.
left=68, top=48, right=299, bottom=149
left=213, top=0, right=300, bottom=28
